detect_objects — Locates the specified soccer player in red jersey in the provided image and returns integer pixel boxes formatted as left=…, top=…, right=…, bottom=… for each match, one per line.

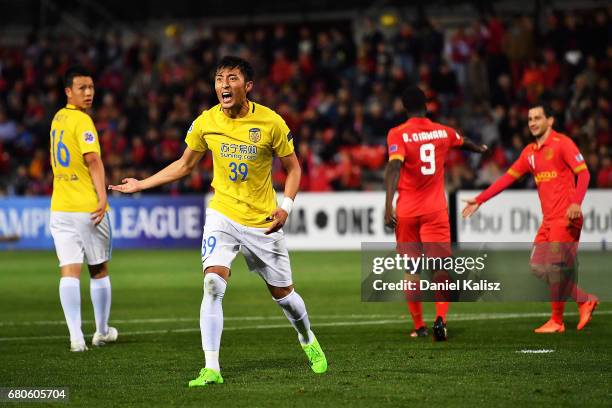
left=462, top=104, right=598, bottom=333
left=384, top=86, right=487, bottom=341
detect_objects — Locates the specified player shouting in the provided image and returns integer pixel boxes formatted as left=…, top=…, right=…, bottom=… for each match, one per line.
left=462, top=104, right=598, bottom=333
left=110, top=56, right=327, bottom=385
left=384, top=86, right=487, bottom=341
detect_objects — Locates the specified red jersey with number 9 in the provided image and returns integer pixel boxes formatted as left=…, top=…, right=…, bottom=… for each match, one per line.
left=387, top=117, right=464, bottom=217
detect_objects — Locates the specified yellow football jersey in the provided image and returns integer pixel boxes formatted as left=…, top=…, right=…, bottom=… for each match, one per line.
left=185, top=101, right=294, bottom=227
left=50, top=104, right=102, bottom=212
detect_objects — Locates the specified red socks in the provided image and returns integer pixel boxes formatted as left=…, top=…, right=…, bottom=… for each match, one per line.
left=551, top=301, right=565, bottom=324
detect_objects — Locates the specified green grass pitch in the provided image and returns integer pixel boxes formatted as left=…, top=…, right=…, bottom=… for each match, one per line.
left=0, top=250, right=610, bottom=407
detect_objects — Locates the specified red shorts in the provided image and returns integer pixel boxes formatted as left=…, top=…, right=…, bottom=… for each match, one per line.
left=396, top=209, right=451, bottom=258
left=530, top=218, right=582, bottom=266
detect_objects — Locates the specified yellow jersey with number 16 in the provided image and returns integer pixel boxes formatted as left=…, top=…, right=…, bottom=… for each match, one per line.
left=50, top=104, right=102, bottom=212
left=185, top=101, right=294, bottom=227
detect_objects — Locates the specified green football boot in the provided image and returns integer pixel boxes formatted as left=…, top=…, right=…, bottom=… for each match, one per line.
left=188, top=368, right=224, bottom=387
left=301, top=335, right=328, bottom=374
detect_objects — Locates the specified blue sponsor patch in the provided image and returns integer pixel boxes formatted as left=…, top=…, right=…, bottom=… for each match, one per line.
left=389, top=144, right=398, bottom=153
left=575, top=153, right=584, bottom=162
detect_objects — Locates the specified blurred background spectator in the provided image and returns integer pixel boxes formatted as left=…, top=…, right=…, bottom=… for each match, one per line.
left=0, top=2, right=610, bottom=196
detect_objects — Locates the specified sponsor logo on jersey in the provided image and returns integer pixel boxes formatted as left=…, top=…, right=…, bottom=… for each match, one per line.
left=83, top=131, right=96, bottom=144
left=249, top=128, right=261, bottom=143
left=389, top=144, right=398, bottom=153
left=534, top=170, right=558, bottom=183
left=188, top=121, right=194, bottom=133
left=575, top=153, right=584, bottom=162
left=220, top=143, right=258, bottom=160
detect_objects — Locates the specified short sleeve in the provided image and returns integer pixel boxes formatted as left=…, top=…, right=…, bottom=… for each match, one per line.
left=271, top=116, right=294, bottom=157
left=507, top=148, right=531, bottom=178
left=560, top=137, right=587, bottom=174
left=184, top=115, right=208, bottom=153
left=387, top=129, right=405, bottom=161
left=448, top=127, right=464, bottom=147
left=76, top=114, right=100, bottom=155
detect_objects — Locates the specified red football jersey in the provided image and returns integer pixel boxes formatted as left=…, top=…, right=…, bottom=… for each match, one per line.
left=387, top=117, right=463, bottom=217
left=508, top=130, right=587, bottom=221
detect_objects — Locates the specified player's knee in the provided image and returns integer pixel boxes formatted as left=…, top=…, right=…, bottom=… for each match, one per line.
left=530, top=263, right=546, bottom=278
left=530, top=263, right=560, bottom=280
left=204, top=273, right=227, bottom=297
left=88, top=262, right=108, bottom=279
left=269, top=285, right=294, bottom=300
left=204, top=265, right=230, bottom=280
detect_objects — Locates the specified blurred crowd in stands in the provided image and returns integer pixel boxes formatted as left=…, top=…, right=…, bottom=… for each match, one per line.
left=0, top=5, right=610, bottom=196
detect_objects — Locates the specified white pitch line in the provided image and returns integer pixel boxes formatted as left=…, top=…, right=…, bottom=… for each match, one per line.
left=517, top=349, right=555, bottom=354
left=0, top=310, right=610, bottom=343
left=2, top=310, right=610, bottom=327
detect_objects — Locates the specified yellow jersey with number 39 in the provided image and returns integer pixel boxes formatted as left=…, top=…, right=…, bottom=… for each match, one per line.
left=50, top=104, right=102, bottom=212
left=185, top=101, right=294, bottom=227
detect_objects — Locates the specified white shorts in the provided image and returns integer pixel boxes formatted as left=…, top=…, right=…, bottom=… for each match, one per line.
left=50, top=211, right=112, bottom=267
left=201, top=208, right=292, bottom=287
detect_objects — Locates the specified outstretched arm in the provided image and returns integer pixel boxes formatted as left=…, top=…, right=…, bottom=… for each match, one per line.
left=462, top=172, right=518, bottom=218
left=109, top=147, right=204, bottom=193
left=265, top=152, right=301, bottom=235
left=459, top=136, right=488, bottom=154
left=84, top=152, right=108, bottom=225
left=384, top=159, right=402, bottom=228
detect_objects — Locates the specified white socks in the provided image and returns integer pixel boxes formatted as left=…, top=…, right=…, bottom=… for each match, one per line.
left=90, top=276, right=111, bottom=335
left=59, top=277, right=83, bottom=343
left=200, top=273, right=227, bottom=372
left=275, top=290, right=313, bottom=345
left=60, top=276, right=113, bottom=343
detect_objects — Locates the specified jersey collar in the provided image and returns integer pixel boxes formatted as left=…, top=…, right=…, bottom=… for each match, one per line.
left=407, top=117, right=431, bottom=125
left=532, top=129, right=557, bottom=151
left=219, top=100, right=255, bottom=120
left=65, top=103, right=79, bottom=110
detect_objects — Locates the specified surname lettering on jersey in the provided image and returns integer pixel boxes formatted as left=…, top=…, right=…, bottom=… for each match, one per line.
left=53, top=113, right=68, bottom=123
left=220, top=142, right=258, bottom=160
left=402, top=129, right=448, bottom=142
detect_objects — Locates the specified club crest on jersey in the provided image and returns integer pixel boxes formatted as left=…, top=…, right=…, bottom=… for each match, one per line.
left=544, top=147, right=554, bottom=160
left=83, top=131, right=95, bottom=144
left=249, top=128, right=261, bottom=143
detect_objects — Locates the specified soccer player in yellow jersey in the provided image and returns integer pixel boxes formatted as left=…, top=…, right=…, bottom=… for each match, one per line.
left=110, top=56, right=327, bottom=385
left=50, top=66, right=117, bottom=352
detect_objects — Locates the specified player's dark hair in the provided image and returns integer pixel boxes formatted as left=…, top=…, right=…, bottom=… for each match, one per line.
left=529, top=102, right=555, bottom=118
left=64, top=65, right=92, bottom=88
left=401, top=86, right=427, bottom=115
left=215, top=56, right=254, bottom=83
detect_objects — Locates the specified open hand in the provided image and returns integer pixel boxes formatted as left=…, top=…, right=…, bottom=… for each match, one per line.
left=462, top=198, right=481, bottom=218
left=108, top=178, right=142, bottom=194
